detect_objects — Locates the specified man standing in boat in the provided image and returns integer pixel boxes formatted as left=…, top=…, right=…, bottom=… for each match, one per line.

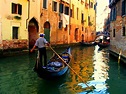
left=30, top=33, right=49, bottom=67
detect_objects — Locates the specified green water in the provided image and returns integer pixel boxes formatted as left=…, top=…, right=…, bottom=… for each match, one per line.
left=0, top=45, right=126, bottom=94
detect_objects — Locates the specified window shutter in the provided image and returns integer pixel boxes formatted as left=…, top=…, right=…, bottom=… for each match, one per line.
left=113, top=7, right=116, bottom=20
left=43, top=0, right=47, bottom=9
left=70, top=9, right=72, bottom=17
left=18, top=4, right=22, bottom=15
left=12, top=3, right=16, bottom=13
left=81, top=13, right=84, bottom=21
left=122, top=1, right=125, bottom=16
left=59, top=3, right=63, bottom=13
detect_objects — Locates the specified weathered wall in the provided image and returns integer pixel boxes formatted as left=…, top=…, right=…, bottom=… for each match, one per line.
left=109, top=1, right=126, bottom=63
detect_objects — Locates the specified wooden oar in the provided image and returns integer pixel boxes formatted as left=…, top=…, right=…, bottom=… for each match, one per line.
left=49, top=46, right=95, bottom=90
left=36, top=50, right=39, bottom=69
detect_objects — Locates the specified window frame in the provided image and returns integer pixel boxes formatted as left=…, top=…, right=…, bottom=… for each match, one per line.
left=113, top=29, right=115, bottom=37
left=12, top=26, right=19, bottom=39
left=122, top=26, right=126, bottom=36
left=12, top=3, right=22, bottom=15
left=43, top=0, right=48, bottom=9
left=52, top=1, right=57, bottom=12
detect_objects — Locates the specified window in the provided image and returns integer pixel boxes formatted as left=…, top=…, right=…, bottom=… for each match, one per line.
left=81, top=13, right=84, bottom=23
left=113, top=7, right=116, bottom=20
left=59, top=3, right=64, bottom=13
left=77, top=8, right=79, bottom=20
left=70, top=9, right=72, bottom=17
left=113, top=29, right=115, bottom=37
left=110, top=7, right=116, bottom=21
left=59, top=20, right=62, bottom=29
left=81, top=13, right=84, bottom=21
left=122, top=27, right=126, bottom=36
left=88, top=16, right=90, bottom=25
left=122, top=0, right=126, bottom=16
left=82, top=27, right=84, bottom=31
left=52, top=1, right=57, bottom=12
left=12, top=3, right=22, bottom=15
left=12, top=27, right=18, bottom=39
left=65, top=6, right=69, bottom=15
left=43, top=0, right=47, bottom=9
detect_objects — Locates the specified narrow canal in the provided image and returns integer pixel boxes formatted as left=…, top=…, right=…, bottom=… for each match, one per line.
left=0, top=45, right=126, bottom=94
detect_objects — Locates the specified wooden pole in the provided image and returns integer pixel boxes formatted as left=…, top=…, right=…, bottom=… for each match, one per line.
left=49, top=46, right=92, bottom=89
left=118, top=50, right=122, bottom=64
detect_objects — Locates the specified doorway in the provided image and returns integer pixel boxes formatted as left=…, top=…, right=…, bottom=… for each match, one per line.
left=28, top=18, right=39, bottom=49
left=44, top=21, right=50, bottom=42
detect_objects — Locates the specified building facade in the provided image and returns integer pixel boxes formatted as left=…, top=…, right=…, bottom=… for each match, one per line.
left=109, top=0, right=126, bottom=63
left=70, top=0, right=97, bottom=43
left=0, top=0, right=97, bottom=55
left=0, top=0, right=29, bottom=55
left=0, top=0, right=40, bottom=55
left=40, top=0, right=70, bottom=45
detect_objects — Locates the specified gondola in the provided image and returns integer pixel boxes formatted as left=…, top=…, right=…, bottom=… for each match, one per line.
left=34, top=47, right=71, bottom=79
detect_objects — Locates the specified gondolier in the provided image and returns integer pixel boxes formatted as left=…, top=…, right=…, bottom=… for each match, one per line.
left=30, top=33, right=49, bottom=67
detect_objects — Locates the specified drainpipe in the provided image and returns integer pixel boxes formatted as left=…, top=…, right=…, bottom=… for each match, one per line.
left=26, top=0, right=30, bottom=29
left=68, top=0, right=71, bottom=44
left=26, top=0, right=30, bottom=50
left=0, top=22, right=3, bottom=52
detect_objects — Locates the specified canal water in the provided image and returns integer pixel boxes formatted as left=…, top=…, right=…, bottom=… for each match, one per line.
left=0, top=45, right=126, bottom=94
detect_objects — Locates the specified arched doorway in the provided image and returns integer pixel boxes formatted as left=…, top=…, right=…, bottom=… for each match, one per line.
left=44, top=21, right=50, bottom=42
left=28, top=18, right=39, bottom=49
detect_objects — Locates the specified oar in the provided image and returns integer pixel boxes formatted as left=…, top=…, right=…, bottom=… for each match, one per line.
left=36, top=50, right=39, bottom=69
left=49, top=46, right=95, bottom=90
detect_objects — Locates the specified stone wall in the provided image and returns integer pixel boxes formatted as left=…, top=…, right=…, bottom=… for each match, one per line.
left=109, top=14, right=126, bottom=63
left=2, top=39, right=28, bottom=50
left=0, top=39, right=28, bottom=57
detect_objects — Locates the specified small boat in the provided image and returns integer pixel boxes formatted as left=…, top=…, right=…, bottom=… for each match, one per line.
left=34, top=47, right=71, bottom=79
left=98, top=42, right=110, bottom=48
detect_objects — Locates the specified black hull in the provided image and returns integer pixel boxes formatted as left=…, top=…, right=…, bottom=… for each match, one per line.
left=35, top=65, right=69, bottom=80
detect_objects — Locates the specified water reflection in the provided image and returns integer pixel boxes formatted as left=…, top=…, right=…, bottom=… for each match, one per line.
left=59, top=46, right=110, bottom=94
left=89, top=46, right=109, bottom=94
left=0, top=45, right=121, bottom=94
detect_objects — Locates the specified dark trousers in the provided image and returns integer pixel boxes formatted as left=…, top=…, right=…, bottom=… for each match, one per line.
left=38, top=47, right=47, bottom=66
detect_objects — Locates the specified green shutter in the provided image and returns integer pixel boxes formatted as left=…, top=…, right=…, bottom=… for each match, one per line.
left=12, top=3, right=15, bottom=13
left=18, top=4, right=22, bottom=15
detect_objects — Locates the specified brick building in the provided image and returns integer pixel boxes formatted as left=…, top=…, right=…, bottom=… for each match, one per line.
left=0, top=0, right=97, bottom=56
left=109, top=0, right=126, bottom=63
